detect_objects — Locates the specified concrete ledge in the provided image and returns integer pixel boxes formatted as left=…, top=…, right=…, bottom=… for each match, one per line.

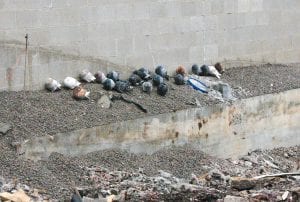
left=22, top=88, right=300, bottom=161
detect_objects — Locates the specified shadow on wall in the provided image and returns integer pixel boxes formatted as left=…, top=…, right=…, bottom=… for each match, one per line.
left=0, top=40, right=131, bottom=91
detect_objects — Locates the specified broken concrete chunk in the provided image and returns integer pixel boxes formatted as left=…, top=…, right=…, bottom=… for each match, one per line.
left=224, top=195, right=249, bottom=202
left=231, top=177, right=256, bottom=191
left=0, top=122, right=12, bottom=135
left=97, top=95, right=111, bottom=109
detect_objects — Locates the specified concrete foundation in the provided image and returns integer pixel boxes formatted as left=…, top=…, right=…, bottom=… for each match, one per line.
left=1, top=0, right=300, bottom=91
left=22, top=88, right=300, bottom=161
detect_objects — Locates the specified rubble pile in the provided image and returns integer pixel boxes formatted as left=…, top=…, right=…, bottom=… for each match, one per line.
left=0, top=146, right=299, bottom=201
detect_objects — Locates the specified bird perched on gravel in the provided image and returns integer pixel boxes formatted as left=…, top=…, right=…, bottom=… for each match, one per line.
left=79, top=69, right=96, bottom=83
left=157, top=83, right=168, bottom=96
left=152, top=74, right=164, bottom=86
left=191, top=64, right=201, bottom=75
left=71, top=193, right=82, bottom=202
left=174, top=74, right=185, bottom=85
left=133, top=67, right=151, bottom=80
left=45, top=78, right=61, bottom=92
left=114, top=80, right=132, bottom=93
left=107, top=71, right=119, bottom=82
left=73, top=86, right=90, bottom=100
left=103, top=78, right=115, bottom=90
left=128, top=74, right=142, bottom=86
left=155, top=65, right=169, bottom=80
left=176, top=65, right=187, bottom=76
left=94, top=71, right=107, bottom=84
left=63, top=77, right=81, bottom=89
left=201, top=64, right=221, bottom=79
left=142, top=81, right=153, bottom=94
left=214, top=62, right=224, bottom=74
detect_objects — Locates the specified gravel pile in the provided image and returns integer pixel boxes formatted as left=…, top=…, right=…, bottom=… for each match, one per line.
left=0, top=64, right=299, bottom=201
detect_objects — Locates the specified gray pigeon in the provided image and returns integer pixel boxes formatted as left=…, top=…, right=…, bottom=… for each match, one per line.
left=157, top=83, right=168, bottom=96
left=155, top=65, right=169, bottom=80
left=152, top=74, right=164, bottom=86
left=142, top=81, right=153, bottom=94
left=192, top=64, right=201, bottom=75
left=128, top=74, right=142, bottom=86
left=103, top=78, right=115, bottom=90
left=114, top=80, right=132, bottom=93
left=174, top=74, right=185, bottom=85
left=107, top=71, right=119, bottom=82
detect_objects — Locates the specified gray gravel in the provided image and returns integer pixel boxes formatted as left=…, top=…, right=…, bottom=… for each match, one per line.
left=0, top=64, right=299, bottom=201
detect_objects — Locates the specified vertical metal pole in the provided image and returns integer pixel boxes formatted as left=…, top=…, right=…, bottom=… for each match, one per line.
left=24, top=34, right=28, bottom=90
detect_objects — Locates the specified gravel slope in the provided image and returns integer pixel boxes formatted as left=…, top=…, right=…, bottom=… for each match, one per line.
left=0, top=63, right=299, bottom=201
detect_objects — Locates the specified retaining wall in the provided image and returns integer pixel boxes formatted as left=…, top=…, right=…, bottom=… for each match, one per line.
left=22, top=88, right=300, bottom=161
left=1, top=0, right=300, bottom=90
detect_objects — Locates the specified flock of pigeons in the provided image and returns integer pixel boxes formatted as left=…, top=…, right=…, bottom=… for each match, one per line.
left=45, top=63, right=224, bottom=100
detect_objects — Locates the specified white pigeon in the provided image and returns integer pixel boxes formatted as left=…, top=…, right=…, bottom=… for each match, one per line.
left=63, top=77, right=81, bottom=89
left=45, top=78, right=62, bottom=92
left=208, top=65, right=221, bottom=79
left=79, top=69, right=96, bottom=83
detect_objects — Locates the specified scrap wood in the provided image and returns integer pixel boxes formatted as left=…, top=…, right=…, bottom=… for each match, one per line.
left=0, top=189, right=30, bottom=202
left=111, top=95, right=148, bottom=113
left=253, top=172, right=300, bottom=180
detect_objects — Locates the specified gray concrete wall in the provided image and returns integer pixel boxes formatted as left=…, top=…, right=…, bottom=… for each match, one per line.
left=22, top=88, right=300, bottom=161
left=1, top=0, right=300, bottom=90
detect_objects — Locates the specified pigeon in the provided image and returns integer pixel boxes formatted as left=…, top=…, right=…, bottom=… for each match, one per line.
left=45, top=78, right=61, bottom=92
left=128, top=74, right=142, bottom=86
left=175, top=65, right=187, bottom=75
left=103, top=78, right=115, bottom=90
left=191, top=64, right=201, bottom=75
left=157, top=83, right=168, bottom=96
left=114, top=80, right=132, bottom=93
left=107, top=71, right=119, bottom=82
left=133, top=67, right=151, bottom=80
left=142, top=81, right=153, bottom=94
left=200, top=64, right=221, bottom=79
left=207, top=65, right=221, bottom=79
left=174, top=74, right=185, bottom=85
left=155, top=65, right=169, bottom=80
left=79, top=69, right=96, bottom=83
left=214, top=62, right=224, bottom=74
left=63, top=77, right=81, bottom=89
left=73, top=86, right=90, bottom=100
left=94, top=71, right=107, bottom=84
left=71, top=193, right=82, bottom=202
left=152, top=74, right=164, bottom=86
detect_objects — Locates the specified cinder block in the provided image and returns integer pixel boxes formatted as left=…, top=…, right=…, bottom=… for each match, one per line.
left=116, top=37, right=134, bottom=56
left=173, top=17, right=192, bottom=33
left=181, top=1, right=196, bottom=17
left=16, top=10, right=40, bottom=28
left=38, top=9, right=65, bottom=27
left=0, top=11, right=16, bottom=29
left=132, top=19, right=156, bottom=36
left=224, top=0, right=235, bottom=14
left=211, top=0, right=224, bottom=15
left=165, top=1, right=181, bottom=18
left=132, top=2, right=150, bottom=19
left=149, top=2, right=167, bottom=18
left=203, top=44, right=218, bottom=62
left=114, top=3, right=133, bottom=20
left=189, top=46, right=204, bottom=63
left=250, top=0, right=263, bottom=12
left=133, top=35, right=150, bottom=53
left=190, top=16, right=204, bottom=32
left=204, top=15, right=218, bottom=30
left=237, top=0, right=250, bottom=13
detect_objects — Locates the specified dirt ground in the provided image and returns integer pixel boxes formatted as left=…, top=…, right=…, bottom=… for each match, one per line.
left=0, top=63, right=299, bottom=201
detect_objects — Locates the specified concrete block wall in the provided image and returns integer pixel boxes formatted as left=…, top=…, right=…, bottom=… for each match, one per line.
left=0, top=0, right=300, bottom=90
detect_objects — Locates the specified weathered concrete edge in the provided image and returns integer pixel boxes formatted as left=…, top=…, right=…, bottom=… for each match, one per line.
left=22, top=88, right=300, bottom=161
